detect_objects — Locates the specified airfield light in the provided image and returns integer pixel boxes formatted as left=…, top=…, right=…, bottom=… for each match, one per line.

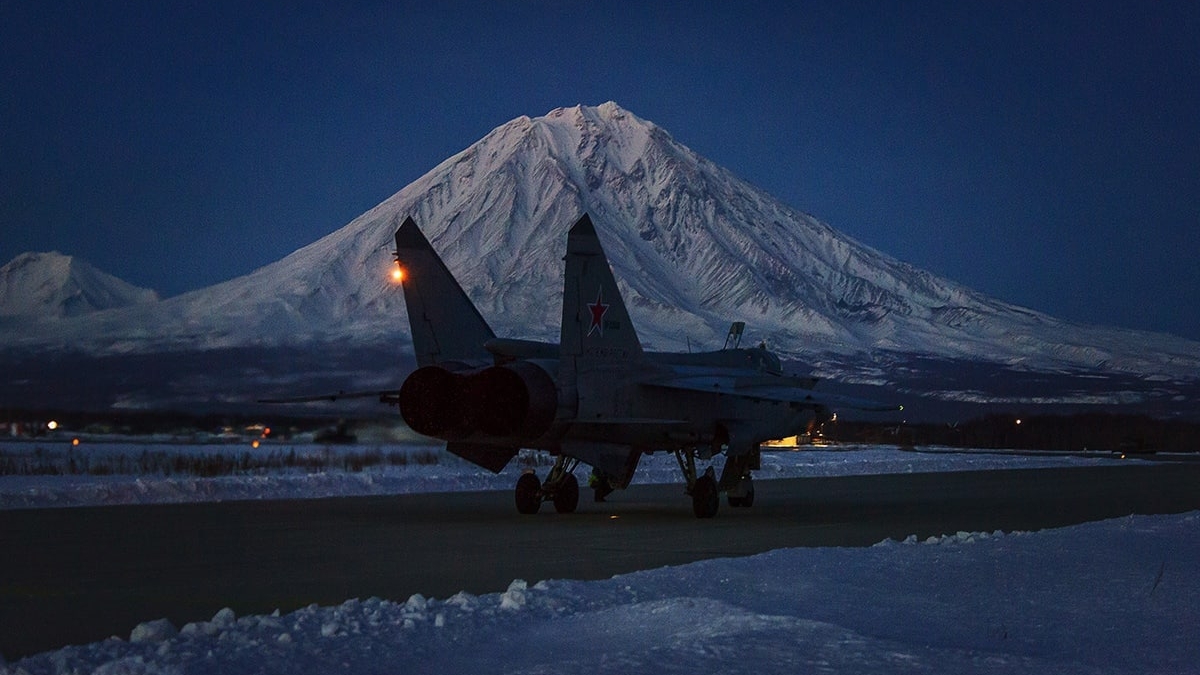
left=252, top=439, right=260, bottom=449
left=71, top=438, right=80, bottom=447
left=1016, top=419, right=1023, bottom=426
left=47, top=420, right=58, bottom=431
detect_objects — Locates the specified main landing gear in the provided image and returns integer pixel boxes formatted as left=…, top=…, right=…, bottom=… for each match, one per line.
left=675, top=450, right=720, bottom=518
left=723, top=453, right=756, bottom=509
left=514, top=455, right=580, bottom=515
left=674, top=449, right=757, bottom=518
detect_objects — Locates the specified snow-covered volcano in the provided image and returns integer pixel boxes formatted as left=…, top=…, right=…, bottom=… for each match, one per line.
left=3, top=103, right=1199, bottom=381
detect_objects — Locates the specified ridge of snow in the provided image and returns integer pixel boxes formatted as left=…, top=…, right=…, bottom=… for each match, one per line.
left=5, top=511, right=1198, bottom=673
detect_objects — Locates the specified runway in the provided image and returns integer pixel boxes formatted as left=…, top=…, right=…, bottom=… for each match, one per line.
left=3, top=461, right=1199, bottom=659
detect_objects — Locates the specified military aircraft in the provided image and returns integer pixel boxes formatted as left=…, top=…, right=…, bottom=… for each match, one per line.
left=381, top=213, right=899, bottom=517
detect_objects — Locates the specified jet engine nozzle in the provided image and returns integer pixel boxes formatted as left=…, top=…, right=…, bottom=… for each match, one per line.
left=398, top=362, right=557, bottom=441
left=466, top=362, right=557, bottom=438
left=398, top=366, right=470, bottom=438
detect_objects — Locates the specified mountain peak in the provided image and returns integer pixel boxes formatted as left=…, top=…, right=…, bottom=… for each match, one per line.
left=539, top=101, right=649, bottom=125
left=533, top=101, right=662, bottom=142
left=0, top=251, right=159, bottom=319
left=3, top=104, right=1199, bottom=385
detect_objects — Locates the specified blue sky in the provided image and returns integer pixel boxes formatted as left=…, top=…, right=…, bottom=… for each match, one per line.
left=2, top=1, right=1198, bottom=340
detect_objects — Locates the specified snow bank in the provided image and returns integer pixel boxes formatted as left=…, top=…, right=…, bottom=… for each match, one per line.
left=4, top=512, right=1197, bottom=674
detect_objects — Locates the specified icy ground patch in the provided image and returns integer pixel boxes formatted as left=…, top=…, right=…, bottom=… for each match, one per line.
left=3, top=512, right=1196, bottom=674
left=0, top=441, right=1131, bottom=509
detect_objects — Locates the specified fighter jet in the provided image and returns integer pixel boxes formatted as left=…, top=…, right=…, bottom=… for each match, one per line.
left=385, top=213, right=899, bottom=517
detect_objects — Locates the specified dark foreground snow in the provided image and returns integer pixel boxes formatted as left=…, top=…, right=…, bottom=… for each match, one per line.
left=3, top=512, right=1197, bottom=674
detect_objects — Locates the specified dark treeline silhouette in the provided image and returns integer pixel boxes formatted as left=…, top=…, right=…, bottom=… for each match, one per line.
left=1, top=408, right=377, bottom=439
left=6, top=408, right=1199, bottom=454
left=835, top=413, right=1200, bottom=453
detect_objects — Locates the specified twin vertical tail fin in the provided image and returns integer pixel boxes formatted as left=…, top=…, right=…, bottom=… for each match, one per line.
left=559, top=214, right=643, bottom=360
left=558, top=214, right=646, bottom=477
left=394, top=217, right=495, bottom=368
left=393, top=212, right=641, bottom=369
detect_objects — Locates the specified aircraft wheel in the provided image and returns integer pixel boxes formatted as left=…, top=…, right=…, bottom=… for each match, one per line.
left=553, top=473, right=579, bottom=514
left=515, top=472, right=542, bottom=515
left=692, top=475, right=719, bottom=519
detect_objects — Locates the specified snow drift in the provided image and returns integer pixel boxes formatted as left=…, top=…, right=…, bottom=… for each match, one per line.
left=5, top=511, right=1197, bottom=674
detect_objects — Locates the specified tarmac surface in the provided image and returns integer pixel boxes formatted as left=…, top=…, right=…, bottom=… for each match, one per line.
left=3, top=461, right=1200, bottom=660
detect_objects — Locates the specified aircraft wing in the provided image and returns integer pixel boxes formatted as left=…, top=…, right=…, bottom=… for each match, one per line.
left=645, top=377, right=901, bottom=412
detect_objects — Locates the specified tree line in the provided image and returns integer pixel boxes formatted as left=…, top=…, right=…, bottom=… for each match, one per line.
left=835, top=413, right=1200, bottom=453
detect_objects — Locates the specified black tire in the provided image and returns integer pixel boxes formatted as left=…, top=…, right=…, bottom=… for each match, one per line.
left=515, top=473, right=541, bottom=514
left=553, top=472, right=580, bottom=513
left=692, top=475, right=719, bottom=519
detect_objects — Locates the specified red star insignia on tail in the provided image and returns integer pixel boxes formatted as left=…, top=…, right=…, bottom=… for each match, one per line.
left=587, top=288, right=609, bottom=337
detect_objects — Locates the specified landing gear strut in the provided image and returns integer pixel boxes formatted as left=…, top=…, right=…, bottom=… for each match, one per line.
left=692, top=470, right=719, bottom=518
left=722, top=452, right=756, bottom=508
left=674, top=448, right=758, bottom=518
left=727, top=475, right=754, bottom=508
left=513, top=455, right=580, bottom=515
left=674, top=450, right=720, bottom=518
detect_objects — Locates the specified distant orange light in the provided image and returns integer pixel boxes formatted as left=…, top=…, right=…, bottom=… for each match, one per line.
left=262, top=427, right=271, bottom=437
left=72, top=438, right=80, bottom=446
left=252, top=439, right=260, bottom=449
left=391, top=267, right=405, bottom=283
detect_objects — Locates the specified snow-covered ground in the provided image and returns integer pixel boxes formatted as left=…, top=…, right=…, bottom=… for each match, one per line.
left=4, top=442, right=1195, bottom=674
left=3, top=512, right=1196, bottom=673
left=0, top=440, right=1133, bottom=510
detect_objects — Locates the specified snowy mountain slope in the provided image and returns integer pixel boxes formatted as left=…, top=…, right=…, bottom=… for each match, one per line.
left=0, top=252, right=158, bottom=319
left=3, top=103, right=1199, bottom=381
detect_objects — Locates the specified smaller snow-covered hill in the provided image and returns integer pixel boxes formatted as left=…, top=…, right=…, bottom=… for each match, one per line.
left=0, top=252, right=159, bottom=319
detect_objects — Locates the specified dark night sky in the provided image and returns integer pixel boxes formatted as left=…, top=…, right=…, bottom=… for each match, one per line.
left=2, top=1, right=1198, bottom=341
